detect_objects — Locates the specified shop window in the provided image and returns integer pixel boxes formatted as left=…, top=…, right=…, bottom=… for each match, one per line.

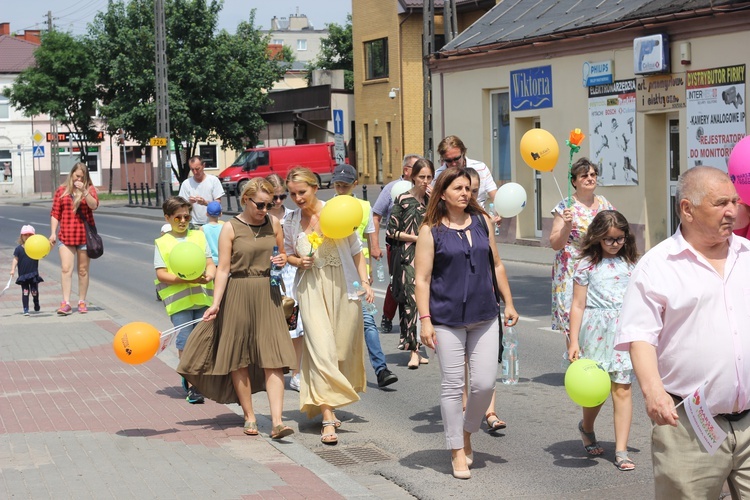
left=1, top=150, right=12, bottom=182
left=200, top=144, right=218, bottom=170
left=365, top=38, right=388, bottom=80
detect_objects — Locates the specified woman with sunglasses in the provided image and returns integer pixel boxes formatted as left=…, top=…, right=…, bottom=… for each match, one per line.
left=283, top=167, right=373, bottom=445
left=266, top=173, right=304, bottom=391
left=550, top=158, right=614, bottom=342
left=178, top=178, right=297, bottom=440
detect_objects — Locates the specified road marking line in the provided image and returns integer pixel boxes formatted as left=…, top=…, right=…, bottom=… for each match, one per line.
left=9, top=218, right=25, bottom=223
left=538, top=327, right=557, bottom=333
left=99, top=234, right=123, bottom=240
left=516, top=316, right=538, bottom=323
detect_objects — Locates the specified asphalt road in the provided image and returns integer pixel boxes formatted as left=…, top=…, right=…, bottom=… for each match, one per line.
left=0, top=204, right=656, bottom=499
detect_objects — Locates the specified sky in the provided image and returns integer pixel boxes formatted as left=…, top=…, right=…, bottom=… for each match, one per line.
left=4, top=0, right=351, bottom=36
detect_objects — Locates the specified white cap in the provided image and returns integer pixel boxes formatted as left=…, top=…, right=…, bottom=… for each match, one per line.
left=160, top=223, right=173, bottom=234
left=21, top=225, right=36, bottom=235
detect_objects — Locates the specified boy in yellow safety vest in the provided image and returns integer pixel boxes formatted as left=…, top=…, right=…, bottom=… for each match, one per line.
left=332, top=164, right=398, bottom=388
left=154, top=196, right=216, bottom=404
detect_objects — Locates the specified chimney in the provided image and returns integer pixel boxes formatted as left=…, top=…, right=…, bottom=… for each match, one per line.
left=22, top=30, right=41, bottom=44
left=0, top=23, right=10, bottom=36
left=271, top=16, right=278, bottom=31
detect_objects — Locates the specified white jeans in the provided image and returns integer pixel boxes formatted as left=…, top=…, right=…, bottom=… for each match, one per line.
left=435, top=317, right=499, bottom=450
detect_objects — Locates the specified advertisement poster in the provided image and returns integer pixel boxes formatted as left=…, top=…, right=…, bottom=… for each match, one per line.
left=686, top=64, right=746, bottom=171
left=636, top=74, right=686, bottom=112
left=588, top=79, right=638, bottom=186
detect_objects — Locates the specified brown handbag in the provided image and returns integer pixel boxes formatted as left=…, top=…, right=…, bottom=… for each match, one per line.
left=279, top=281, right=298, bottom=329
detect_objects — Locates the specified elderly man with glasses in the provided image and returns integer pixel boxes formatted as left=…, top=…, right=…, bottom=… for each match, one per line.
left=434, top=135, right=498, bottom=206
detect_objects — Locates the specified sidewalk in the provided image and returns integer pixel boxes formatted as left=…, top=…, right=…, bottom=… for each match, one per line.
left=0, top=251, right=381, bottom=499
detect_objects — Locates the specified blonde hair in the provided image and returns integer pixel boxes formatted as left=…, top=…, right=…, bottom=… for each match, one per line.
left=62, top=162, right=93, bottom=211
left=240, top=177, right=274, bottom=207
left=265, top=173, right=286, bottom=191
left=285, top=167, right=319, bottom=188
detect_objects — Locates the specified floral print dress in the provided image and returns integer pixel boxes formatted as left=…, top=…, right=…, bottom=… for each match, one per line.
left=573, top=256, right=634, bottom=384
left=550, top=195, right=614, bottom=334
left=387, top=191, right=427, bottom=351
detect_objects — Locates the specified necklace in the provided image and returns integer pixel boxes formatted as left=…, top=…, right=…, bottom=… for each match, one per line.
left=235, top=215, right=265, bottom=238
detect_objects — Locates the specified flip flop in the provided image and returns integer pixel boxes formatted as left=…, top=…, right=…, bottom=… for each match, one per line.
left=578, top=420, right=604, bottom=455
left=615, top=451, right=635, bottom=471
left=270, top=424, right=294, bottom=440
left=243, top=420, right=259, bottom=436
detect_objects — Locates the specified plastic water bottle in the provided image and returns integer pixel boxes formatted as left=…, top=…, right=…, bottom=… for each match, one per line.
left=375, top=260, right=387, bottom=283
left=353, top=281, right=377, bottom=315
left=488, top=202, right=500, bottom=235
left=501, top=326, right=519, bottom=385
left=270, top=246, right=282, bottom=287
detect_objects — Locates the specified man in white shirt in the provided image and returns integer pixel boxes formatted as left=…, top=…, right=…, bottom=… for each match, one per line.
left=434, top=135, right=498, bottom=205
left=178, top=156, right=225, bottom=227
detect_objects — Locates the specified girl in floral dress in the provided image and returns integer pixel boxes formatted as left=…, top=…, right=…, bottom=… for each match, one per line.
left=567, top=210, right=638, bottom=471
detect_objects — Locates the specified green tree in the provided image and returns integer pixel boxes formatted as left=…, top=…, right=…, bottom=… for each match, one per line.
left=306, top=14, right=353, bottom=90
left=89, top=0, right=284, bottom=182
left=3, top=31, right=101, bottom=157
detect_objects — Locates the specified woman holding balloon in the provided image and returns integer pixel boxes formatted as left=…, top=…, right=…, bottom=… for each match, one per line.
left=177, top=179, right=297, bottom=439
left=284, top=167, right=373, bottom=445
left=387, top=158, right=434, bottom=368
left=549, top=158, right=614, bottom=337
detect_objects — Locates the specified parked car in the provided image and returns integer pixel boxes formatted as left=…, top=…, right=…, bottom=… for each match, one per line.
left=218, top=143, right=339, bottom=194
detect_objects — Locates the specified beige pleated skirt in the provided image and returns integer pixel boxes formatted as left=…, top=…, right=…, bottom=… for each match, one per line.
left=177, top=275, right=297, bottom=404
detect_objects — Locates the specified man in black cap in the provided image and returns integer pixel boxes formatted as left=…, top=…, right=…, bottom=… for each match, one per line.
left=332, top=164, right=398, bottom=388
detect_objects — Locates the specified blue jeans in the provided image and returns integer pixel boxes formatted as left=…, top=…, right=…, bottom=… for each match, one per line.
left=171, top=307, right=207, bottom=351
left=363, top=306, right=387, bottom=375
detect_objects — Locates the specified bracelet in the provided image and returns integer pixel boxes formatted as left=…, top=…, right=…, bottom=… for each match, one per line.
left=419, top=314, right=431, bottom=320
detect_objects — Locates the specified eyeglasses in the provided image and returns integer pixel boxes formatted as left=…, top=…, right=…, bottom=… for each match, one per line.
left=172, top=214, right=191, bottom=222
left=249, top=199, right=274, bottom=211
left=602, top=236, right=626, bottom=246
left=443, top=154, right=463, bottom=165
left=273, top=194, right=287, bottom=202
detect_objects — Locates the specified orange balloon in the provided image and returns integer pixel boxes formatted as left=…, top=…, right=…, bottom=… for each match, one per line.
left=113, top=322, right=160, bottom=365
left=520, top=129, right=559, bottom=172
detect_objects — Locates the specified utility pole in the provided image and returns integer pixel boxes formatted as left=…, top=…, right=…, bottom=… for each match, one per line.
left=422, top=0, right=435, bottom=161
left=154, top=0, right=171, bottom=201
left=48, top=10, right=60, bottom=192
left=444, top=0, right=458, bottom=43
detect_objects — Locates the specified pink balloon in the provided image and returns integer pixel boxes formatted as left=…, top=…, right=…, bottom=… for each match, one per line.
left=728, top=136, right=750, bottom=202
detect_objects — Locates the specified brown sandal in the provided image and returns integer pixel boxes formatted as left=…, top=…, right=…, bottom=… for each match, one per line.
left=270, top=424, right=294, bottom=440
left=485, top=412, right=507, bottom=431
left=243, top=420, right=259, bottom=436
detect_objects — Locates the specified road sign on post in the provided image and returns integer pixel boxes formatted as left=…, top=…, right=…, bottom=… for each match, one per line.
left=150, top=137, right=168, bottom=147
left=332, top=109, right=346, bottom=164
left=33, top=145, right=45, bottom=158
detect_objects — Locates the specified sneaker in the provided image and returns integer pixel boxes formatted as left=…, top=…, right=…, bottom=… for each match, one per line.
left=380, top=316, right=393, bottom=333
left=57, top=302, right=72, bottom=316
left=181, top=377, right=189, bottom=394
left=186, top=387, right=204, bottom=404
left=289, top=373, right=300, bottom=392
left=377, top=368, right=398, bottom=388
left=23, top=308, right=29, bottom=316
left=78, top=301, right=88, bottom=314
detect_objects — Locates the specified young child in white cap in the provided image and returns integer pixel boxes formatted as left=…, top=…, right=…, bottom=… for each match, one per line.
left=9, top=225, right=44, bottom=316
left=202, top=200, right=224, bottom=266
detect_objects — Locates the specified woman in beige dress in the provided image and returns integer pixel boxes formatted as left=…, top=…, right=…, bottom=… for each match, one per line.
left=178, top=178, right=297, bottom=440
left=283, top=167, right=373, bottom=445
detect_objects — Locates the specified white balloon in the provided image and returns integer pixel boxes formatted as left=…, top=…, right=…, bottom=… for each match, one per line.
left=390, top=180, right=413, bottom=201
left=493, top=183, right=527, bottom=218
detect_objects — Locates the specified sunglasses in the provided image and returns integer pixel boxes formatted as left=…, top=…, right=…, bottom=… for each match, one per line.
left=443, top=154, right=463, bottom=164
left=172, top=214, right=191, bottom=222
left=602, top=236, right=626, bottom=246
left=249, top=199, right=274, bottom=211
left=273, top=194, right=287, bottom=201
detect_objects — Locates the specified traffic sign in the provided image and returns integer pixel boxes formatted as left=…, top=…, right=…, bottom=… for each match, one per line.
left=33, top=145, right=45, bottom=158
left=150, top=137, right=168, bottom=147
left=334, top=135, right=346, bottom=164
left=333, top=109, right=344, bottom=135
left=32, top=130, right=44, bottom=145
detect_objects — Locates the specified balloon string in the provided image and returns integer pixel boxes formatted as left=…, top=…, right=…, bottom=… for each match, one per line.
left=160, top=318, right=203, bottom=338
left=552, top=176, right=566, bottom=205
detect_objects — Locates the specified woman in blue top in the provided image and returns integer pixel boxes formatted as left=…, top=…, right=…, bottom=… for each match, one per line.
left=415, top=167, right=518, bottom=479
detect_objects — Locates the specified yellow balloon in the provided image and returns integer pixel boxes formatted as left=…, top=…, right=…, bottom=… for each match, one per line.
left=24, top=234, right=51, bottom=260
left=520, top=129, right=559, bottom=172
left=319, top=195, right=363, bottom=239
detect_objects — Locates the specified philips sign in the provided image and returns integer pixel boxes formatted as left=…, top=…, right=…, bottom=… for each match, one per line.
left=583, top=60, right=614, bottom=87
